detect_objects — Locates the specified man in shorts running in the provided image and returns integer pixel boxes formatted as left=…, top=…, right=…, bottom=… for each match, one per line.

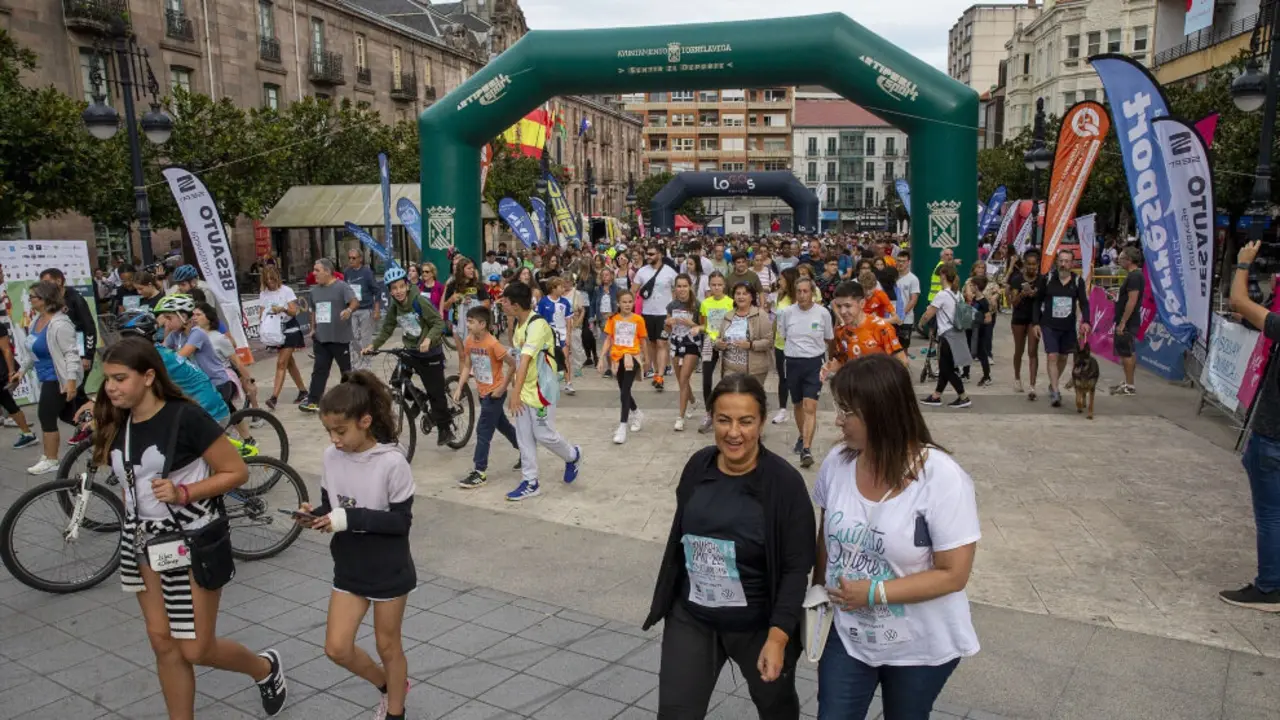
left=632, top=245, right=677, bottom=391
left=778, top=277, right=833, bottom=469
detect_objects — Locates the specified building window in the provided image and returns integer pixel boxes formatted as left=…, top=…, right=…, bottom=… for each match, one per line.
left=1087, top=31, right=1101, bottom=56
left=391, top=47, right=401, bottom=76
left=650, top=137, right=668, bottom=151
left=1082, top=89, right=1098, bottom=102
left=170, top=65, right=193, bottom=93
left=1022, top=53, right=1030, bottom=74
left=263, top=83, right=280, bottom=110
left=423, top=59, right=432, bottom=86
left=699, top=137, right=718, bottom=151
left=1107, top=29, right=1122, bottom=53
left=1063, top=91, right=1076, bottom=109
left=722, top=114, right=743, bottom=127
left=885, top=161, right=894, bottom=179
left=963, top=52, right=970, bottom=70
left=1133, top=26, right=1148, bottom=52
left=258, top=0, right=275, bottom=39
left=865, top=137, right=876, bottom=155
left=311, top=18, right=325, bottom=55
left=806, top=162, right=817, bottom=181
left=762, top=88, right=787, bottom=102
left=315, top=92, right=329, bottom=100
left=722, top=89, right=745, bottom=102
left=763, top=113, right=787, bottom=127
left=649, top=91, right=668, bottom=102
left=827, top=137, right=837, bottom=154
left=762, top=160, right=787, bottom=171
left=698, top=90, right=718, bottom=102
left=844, top=186, right=858, bottom=206
left=885, top=137, right=895, bottom=155
left=865, top=163, right=875, bottom=182
left=672, top=161, right=695, bottom=173
left=78, top=49, right=112, bottom=105
left=356, top=35, right=367, bottom=69
left=671, top=90, right=694, bottom=102
left=699, top=111, right=718, bottom=126
left=1066, top=34, right=1080, bottom=59
left=826, top=187, right=835, bottom=206
left=826, top=161, right=836, bottom=179
left=864, top=187, right=876, bottom=208
left=723, top=137, right=744, bottom=151
left=648, top=113, right=667, bottom=127
left=763, top=138, right=787, bottom=152
left=722, top=162, right=744, bottom=171
left=649, top=163, right=668, bottom=175
left=672, top=113, right=694, bottom=127
left=673, top=137, right=694, bottom=151
left=807, top=137, right=818, bottom=153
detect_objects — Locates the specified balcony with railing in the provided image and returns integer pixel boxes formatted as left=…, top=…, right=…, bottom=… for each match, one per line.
left=259, top=37, right=281, bottom=63
left=391, top=72, right=418, bottom=100
left=356, top=65, right=371, bottom=84
left=165, top=8, right=194, bottom=41
left=308, top=50, right=345, bottom=85
left=63, top=0, right=130, bottom=34
left=883, top=148, right=899, bottom=157
left=1153, top=11, right=1261, bottom=66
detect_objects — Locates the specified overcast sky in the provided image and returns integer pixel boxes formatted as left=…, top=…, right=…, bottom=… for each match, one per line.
left=519, top=0, right=977, bottom=71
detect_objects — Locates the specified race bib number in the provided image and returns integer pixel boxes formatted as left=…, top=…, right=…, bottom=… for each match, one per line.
left=706, top=308, right=728, bottom=336
left=146, top=538, right=192, bottom=572
left=599, top=295, right=612, bottom=314
left=396, top=313, right=422, bottom=337
left=682, top=534, right=747, bottom=608
left=471, top=350, right=494, bottom=385
left=615, top=320, right=637, bottom=348
left=315, top=302, right=333, bottom=324
left=671, top=310, right=692, bottom=339
left=1051, top=296, right=1072, bottom=319
left=351, top=285, right=363, bottom=302
left=123, top=295, right=141, bottom=311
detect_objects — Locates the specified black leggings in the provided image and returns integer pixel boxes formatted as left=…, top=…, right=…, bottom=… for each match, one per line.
left=615, top=359, right=639, bottom=423
left=38, top=380, right=85, bottom=433
left=582, top=322, right=598, bottom=364
left=701, top=349, right=721, bottom=406
left=774, top=348, right=788, bottom=409
left=402, top=351, right=451, bottom=430
left=935, top=338, right=966, bottom=396
left=0, top=385, right=19, bottom=415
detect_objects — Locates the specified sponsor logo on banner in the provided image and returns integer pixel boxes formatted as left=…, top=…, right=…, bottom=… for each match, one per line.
left=1041, top=101, right=1109, bottom=273
left=1153, top=116, right=1214, bottom=347
left=712, top=174, right=756, bottom=193
left=926, top=200, right=960, bottom=249
left=456, top=74, right=511, bottom=111
left=993, top=200, right=1019, bottom=253
left=978, top=185, right=1007, bottom=237
left=1092, top=55, right=1197, bottom=348
left=1185, top=0, right=1215, bottom=34
left=616, top=42, right=733, bottom=59
left=894, top=179, right=911, bottom=216
left=1077, top=214, right=1097, bottom=285
left=396, top=198, right=423, bottom=252
left=426, top=206, right=457, bottom=250
left=498, top=198, right=538, bottom=249
left=860, top=56, right=919, bottom=102
left=1200, top=314, right=1261, bottom=412
left=344, top=223, right=396, bottom=266
left=543, top=173, right=580, bottom=248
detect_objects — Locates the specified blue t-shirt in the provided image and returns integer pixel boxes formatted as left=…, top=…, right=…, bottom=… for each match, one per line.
left=536, top=296, right=572, bottom=347
left=156, top=345, right=229, bottom=424
left=31, top=322, right=57, bottom=382
left=165, top=327, right=229, bottom=388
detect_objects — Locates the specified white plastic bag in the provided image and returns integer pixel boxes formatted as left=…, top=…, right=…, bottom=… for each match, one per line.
left=259, top=312, right=285, bottom=347
left=802, top=585, right=833, bottom=664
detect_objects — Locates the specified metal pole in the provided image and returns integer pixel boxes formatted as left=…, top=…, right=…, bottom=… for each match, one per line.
left=115, top=36, right=155, bottom=267
left=1248, top=3, right=1279, bottom=247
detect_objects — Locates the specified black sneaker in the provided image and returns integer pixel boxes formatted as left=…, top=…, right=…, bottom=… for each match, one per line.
left=265, top=396, right=278, bottom=411
left=293, top=391, right=308, bottom=405
left=800, top=449, right=814, bottom=468
left=1219, top=584, right=1280, bottom=612
left=437, top=428, right=455, bottom=447
left=977, top=377, right=993, bottom=387
left=256, top=649, right=287, bottom=716
left=793, top=437, right=803, bottom=455
left=603, top=369, right=613, bottom=378
left=458, top=470, right=487, bottom=489
left=920, top=395, right=943, bottom=407
left=948, top=397, right=972, bottom=409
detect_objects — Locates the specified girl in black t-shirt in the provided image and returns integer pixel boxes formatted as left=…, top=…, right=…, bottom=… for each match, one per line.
left=1005, top=248, right=1042, bottom=400
left=92, top=338, right=289, bottom=718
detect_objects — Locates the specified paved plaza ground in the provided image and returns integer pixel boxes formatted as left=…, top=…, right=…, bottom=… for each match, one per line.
left=3, top=317, right=1280, bottom=718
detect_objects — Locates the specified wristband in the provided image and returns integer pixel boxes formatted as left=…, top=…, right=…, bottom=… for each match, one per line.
left=878, top=581, right=888, bottom=605
left=1237, top=263, right=1253, bottom=271
left=179, top=484, right=190, bottom=505
left=867, top=580, right=878, bottom=608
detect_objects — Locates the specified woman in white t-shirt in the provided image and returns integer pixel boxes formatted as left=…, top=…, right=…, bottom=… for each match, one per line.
left=256, top=266, right=309, bottom=410
left=812, top=353, right=980, bottom=719
left=917, top=264, right=972, bottom=409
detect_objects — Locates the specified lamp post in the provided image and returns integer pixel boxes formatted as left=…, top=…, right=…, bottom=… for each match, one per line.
left=81, top=21, right=173, bottom=268
left=1231, top=0, right=1279, bottom=268
left=536, top=149, right=551, bottom=245
left=626, top=173, right=637, bottom=240
left=1023, top=97, right=1052, bottom=249
left=586, top=159, right=597, bottom=246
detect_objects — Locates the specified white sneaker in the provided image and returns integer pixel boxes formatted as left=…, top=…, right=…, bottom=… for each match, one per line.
left=630, top=409, right=644, bottom=433
left=771, top=408, right=789, bottom=425
left=1, top=417, right=17, bottom=428
left=27, top=457, right=59, bottom=475
left=674, top=417, right=685, bottom=432
left=613, top=423, right=628, bottom=444
left=564, top=383, right=576, bottom=396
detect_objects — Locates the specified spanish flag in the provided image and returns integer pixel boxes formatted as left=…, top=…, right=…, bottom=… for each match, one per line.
left=501, top=107, right=553, bottom=158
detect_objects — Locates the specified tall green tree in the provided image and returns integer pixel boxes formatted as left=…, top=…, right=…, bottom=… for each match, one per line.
left=482, top=139, right=568, bottom=213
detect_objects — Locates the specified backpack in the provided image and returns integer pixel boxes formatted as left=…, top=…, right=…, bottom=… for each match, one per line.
left=950, top=291, right=978, bottom=331
left=525, top=316, right=563, bottom=406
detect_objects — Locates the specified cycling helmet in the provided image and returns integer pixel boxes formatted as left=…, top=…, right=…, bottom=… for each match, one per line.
left=153, top=293, right=195, bottom=316
left=488, top=274, right=500, bottom=283
left=384, top=266, right=407, bottom=285
left=117, top=310, right=157, bottom=338
left=172, top=264, right=199, bottom=283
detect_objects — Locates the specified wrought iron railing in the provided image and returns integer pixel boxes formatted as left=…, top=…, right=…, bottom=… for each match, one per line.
left=165, top=9, right=194, bottom=41
left=259, top=37, right=280, bottom=62
left=390, top=72, right=417, bottom=99
left=63, top=0, right=130, bottom=32
left=1153, top=11, right=1261, bottom=66
left=308, top=50, right=344, bottom=84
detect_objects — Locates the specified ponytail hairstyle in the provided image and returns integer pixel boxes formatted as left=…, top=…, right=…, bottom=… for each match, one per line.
left=672, top=273, right=697, bottom=313
left=93, top=338, right=193, bottom=465
left=317, top=370, right=398, bottom=445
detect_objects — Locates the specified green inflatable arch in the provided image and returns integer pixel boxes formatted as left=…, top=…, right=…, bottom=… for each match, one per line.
left=418, top=13, right=977, bottom=281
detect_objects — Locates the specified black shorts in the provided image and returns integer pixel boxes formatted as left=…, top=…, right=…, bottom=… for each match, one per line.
left=898, top=323, right=914, bottom=350
left=671, top=336, right=701, bottom=358
left=642, top=314, right=668, bottom=342
left=1114, top=329, right=1136, bottom=358
left=37, top=380, right=86, bottom=433
left=1041, top=325, right=1077, bottom=355
left=275, top=318, right=306, bottom=349
left=784, top=356, right=825, bottom=404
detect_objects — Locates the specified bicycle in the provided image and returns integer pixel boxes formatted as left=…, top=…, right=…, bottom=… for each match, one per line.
left=371, top=348, right=475, bottom=462
left=1, top=454, right=309, bottom=594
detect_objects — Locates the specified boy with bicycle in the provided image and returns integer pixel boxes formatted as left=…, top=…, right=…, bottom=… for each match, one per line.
left=364, top=267, right=454, bottom=447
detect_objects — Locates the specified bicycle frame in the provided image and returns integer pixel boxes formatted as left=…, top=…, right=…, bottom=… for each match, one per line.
left=64, top=469, right=95, bottom=542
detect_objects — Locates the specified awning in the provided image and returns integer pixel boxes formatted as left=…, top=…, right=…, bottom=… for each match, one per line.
left=674, top=214, right=701, bottom=231
left=261, top=184, right=495, bottom=228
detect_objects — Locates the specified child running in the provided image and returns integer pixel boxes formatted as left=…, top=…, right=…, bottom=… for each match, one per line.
left=457, top=306, right=521, bottom=489
left=696, top=272, right=732, bottom=434
left=599, top=290, right=647, bottom=444
left=665, top=274, right=701, bottom=431
left=298, top=371, right=415, bottom=720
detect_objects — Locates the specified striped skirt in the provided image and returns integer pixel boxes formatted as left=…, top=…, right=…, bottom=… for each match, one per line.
left=120, top=501, right=218, bottom=640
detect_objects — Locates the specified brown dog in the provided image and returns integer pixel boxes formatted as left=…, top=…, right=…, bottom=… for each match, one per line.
left=1072, top=343, right=1100, bottom=419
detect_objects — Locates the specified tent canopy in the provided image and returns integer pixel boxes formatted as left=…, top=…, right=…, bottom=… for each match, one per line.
left=674, top=214, right=701, bottom=231
left=261, top=184, right=495, bottom=228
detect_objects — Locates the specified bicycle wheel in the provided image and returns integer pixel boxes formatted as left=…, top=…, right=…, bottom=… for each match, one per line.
left=0, top=479, right=124, bottom=593
left=225, top=457, right=309, bottom=561
left=394, top=394, right=418, bottom=462
left=56, top=440, right=122, bottom=533
left=226, top=408, right=289, bottom=463
left=443, top=375, right=475, bottom=449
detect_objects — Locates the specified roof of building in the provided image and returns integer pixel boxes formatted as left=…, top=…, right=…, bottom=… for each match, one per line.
left=793, top=99, right=889, bottom=128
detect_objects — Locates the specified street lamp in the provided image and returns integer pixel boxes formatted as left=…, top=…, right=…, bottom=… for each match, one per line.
left=585, top=159, right=597, bottom=245
left=1023, top=97, right=1052, bottom=248
left=81, top=23, right=173, bottom=267
left=536, top=149, right=551, bottom=243
left=1231, top=3, right=1279, bottom=257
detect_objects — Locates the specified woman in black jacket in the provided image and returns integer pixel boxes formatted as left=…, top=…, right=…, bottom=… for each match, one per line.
left=645, top=373, right=816, bottom=720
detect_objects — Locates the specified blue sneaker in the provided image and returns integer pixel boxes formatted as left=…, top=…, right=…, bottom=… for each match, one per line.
left=13, top=433, right=38, bottom=450
left=506, top=480, right=541, bottom=502
left=563, top=446, right=582, bottom=484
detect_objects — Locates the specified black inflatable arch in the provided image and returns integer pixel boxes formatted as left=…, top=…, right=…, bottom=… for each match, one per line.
left=650, top=171, right=819, bottom=236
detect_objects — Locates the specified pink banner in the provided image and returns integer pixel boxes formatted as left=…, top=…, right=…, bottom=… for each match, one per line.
left=1195, top=113, right=1219, bottom=148
left=1238, top=292, right=1280, bottom=409
left=1088, top=287, right=1121, bottom=363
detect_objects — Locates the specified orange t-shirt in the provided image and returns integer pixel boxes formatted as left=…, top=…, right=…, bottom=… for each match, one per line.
left=864, top=289, right=894, bottom=319
left=463, top=333, right=509, bottom=397
left=833, top=315, right=903, bottom=364
left=882, top=255, right=898, bottom=268
left=604, top=313, right=647, bottom=362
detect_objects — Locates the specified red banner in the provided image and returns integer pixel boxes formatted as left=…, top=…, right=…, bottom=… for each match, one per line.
left=253, top=221, right=271, bottom=258
left=1041, top=101, right=1109, bottom=274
